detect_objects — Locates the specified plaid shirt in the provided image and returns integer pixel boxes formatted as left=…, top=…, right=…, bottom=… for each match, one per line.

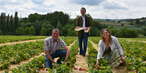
left=44, top=37, right=66, bottom=55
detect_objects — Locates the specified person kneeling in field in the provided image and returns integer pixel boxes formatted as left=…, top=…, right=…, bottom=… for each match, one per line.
left=96, top=29, right=126, bottom=68
left=44, top=28, right=70, bottom=68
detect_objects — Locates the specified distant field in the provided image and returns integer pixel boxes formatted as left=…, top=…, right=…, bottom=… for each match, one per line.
left=120, top=38, right=146, bottom=41
left=0, top=35, right=47, bottom=43
left=0, top=36, right=145, bottom=44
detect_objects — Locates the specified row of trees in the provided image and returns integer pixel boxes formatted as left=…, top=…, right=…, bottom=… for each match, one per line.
left=17, top=11, right=72, bottom=35
left=108, top=26, right=146, bottom=38
left=0, top=12, right=19, bottom=34
left=0, top=11, right=72, bottom=35
left=0, top=11, right=146, bottom=37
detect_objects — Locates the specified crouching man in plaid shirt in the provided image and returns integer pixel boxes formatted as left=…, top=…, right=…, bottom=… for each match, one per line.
left=44, top=28, right=70, bottom=68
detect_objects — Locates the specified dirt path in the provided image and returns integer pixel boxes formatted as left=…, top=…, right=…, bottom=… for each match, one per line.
left=89, top=40, right=98, bottom=51
left=68, top=40, right=77, bottom=48
left=73, top=54, right=89, bottom=73
left=0, top=39, right=44, bottom=46
left=72, top=40, right=99, bottom=73
left=72, top=42, right=89, bottom=73
left=143, top=61, right=146, bottom=63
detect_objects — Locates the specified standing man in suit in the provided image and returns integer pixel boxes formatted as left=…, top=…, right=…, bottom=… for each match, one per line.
left=75, top=7, right=92, bottom=56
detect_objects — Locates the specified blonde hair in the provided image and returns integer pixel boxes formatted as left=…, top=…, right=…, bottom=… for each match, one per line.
left=101, top=29, right=112, bottom=48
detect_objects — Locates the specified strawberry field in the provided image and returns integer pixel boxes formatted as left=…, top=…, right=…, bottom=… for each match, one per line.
left=0, top=36, right=46, bottom=44
left=0, top=36, right=146, bottom=73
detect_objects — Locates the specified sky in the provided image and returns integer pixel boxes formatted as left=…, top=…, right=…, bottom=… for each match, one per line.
left=0, top=0, right=146, bottom=19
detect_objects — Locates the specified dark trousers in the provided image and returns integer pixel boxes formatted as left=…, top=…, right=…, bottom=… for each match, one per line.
left=45, top=49, right=67, bottom=68
left=78, top=33, right=88, bottom=56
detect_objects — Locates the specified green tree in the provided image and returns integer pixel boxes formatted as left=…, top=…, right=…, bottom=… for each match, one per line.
left=0, top=13, right=6, bottom=34
left=9, top=15, right=14, bottom=34
left=14, top=12, right=19, bottom=33
left=16, top=26, right=35, bottom=35
left=40, top=24, right=53, bottom=35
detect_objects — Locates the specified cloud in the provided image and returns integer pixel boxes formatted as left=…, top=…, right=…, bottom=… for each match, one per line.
left=101, top=0, right=128, bottom=10
left=31, top=4, right=54, bottom=13
left=0, top=0, right=146, bottom=19
left=0, top=0, right=25, bottom=5
left=70, top=0, right=105, bottom=6
left=31, top=0, right=44, bottom=4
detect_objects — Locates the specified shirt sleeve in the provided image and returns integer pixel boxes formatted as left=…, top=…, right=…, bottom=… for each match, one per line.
left=97, top=40, right=103, bottom=60
left=60, top=40, right=67, bottom=47
left=44, top=39, right=50, bottom=51
left=114, top=37, right=124, bottom=56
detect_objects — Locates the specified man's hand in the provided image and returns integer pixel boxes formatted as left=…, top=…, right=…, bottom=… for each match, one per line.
left=51, top=59, right=56, bottom=63
left=45, top=50, right=55, bottom=63
left=83, top=27, right=88, bottom=30
left=84, top=27, right=90, bottom=32
left=47, top=56, right=55, bottom=63
left=75, top=27, right=84, bottom=31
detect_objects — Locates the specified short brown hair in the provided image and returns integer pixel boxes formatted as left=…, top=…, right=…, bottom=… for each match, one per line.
left=81, top=7, right=86, bottom=11
left=52, top=28, right=59, bottom=33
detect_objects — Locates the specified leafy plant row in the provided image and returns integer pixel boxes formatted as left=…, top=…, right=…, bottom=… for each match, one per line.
left=0, top=41, right=43, bottom=70
left=10, top=41, right=78, bottom=73
left=0, top=37, right=76, bottom=71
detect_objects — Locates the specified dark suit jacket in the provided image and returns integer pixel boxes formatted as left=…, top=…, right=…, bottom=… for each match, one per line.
left=76, top=15, right=91, bottom=37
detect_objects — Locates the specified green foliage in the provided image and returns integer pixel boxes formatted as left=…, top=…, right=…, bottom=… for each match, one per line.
left=0, top=30, right=2, bottom=35
left=142, top=26, right=146, bottom=36
left=16, top=26, right=35, bottom=35
left=0, top=11, right=146, bottom=37
left=52, top=64, right=71, bottom=73
left=0, top=12, right=19, bottom=34
left=12, top=56, right=44, bottom=73
left=108, top=27, right=139, bottom=38
left=40, top=24, right=53, bottom=35
left=0, top=35, right=46, bottom=43
left=0, top=41, right=43, bottom=70
left=61, top=24, right=76, bottom=36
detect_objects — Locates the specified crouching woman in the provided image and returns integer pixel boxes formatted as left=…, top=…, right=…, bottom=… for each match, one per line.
left=96, top=29, right=125, bottom=68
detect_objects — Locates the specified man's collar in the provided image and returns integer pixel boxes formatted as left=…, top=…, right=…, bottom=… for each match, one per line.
left=82, top=15, right=85, bottom=17
left=52, top=37, right=60, bottom=42
left=82, top=14, right=86, bottom=16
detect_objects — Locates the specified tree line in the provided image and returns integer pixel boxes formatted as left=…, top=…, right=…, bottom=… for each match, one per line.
left=0, top=11, right=146, bottom=38
left=0, top=12, right=19, bottom=34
